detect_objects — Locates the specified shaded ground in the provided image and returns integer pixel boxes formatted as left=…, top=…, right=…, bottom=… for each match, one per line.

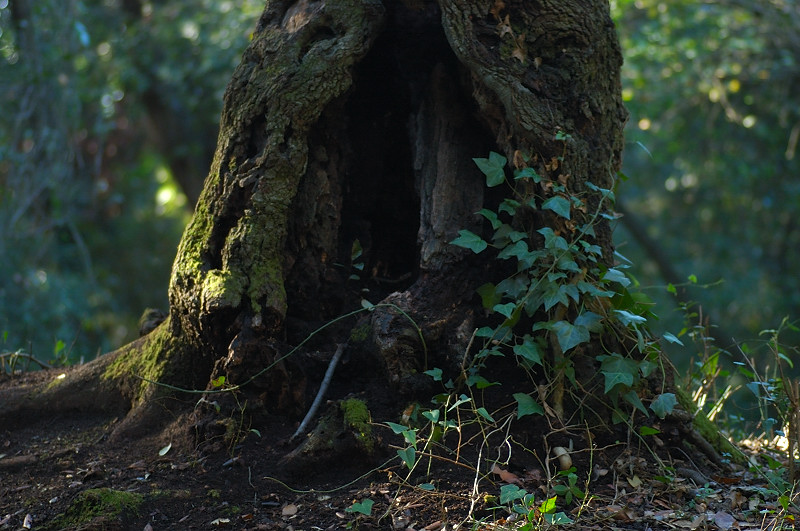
left=1, top=370, right=798, bottom=530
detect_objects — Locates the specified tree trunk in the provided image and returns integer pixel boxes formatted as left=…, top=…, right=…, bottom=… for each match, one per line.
left=4, top=0, right=671, bottom=460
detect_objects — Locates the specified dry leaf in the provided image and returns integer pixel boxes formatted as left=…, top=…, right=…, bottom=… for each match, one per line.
left=627, top=475, right=642, bottom=488
left=511, top=34, right=526, bottom=63
left=497, top=15, right=513, bottom=38
left=713, top=511, right=736, bottom=530
left=490, top=0, right=506, bottom=20
left=282, top=503, right=298, bottom=516
left=491, top=464, right=522, bottom=485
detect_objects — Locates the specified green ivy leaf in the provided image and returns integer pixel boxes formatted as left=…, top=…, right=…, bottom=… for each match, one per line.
left=550, top=320, right=590, bottom=353
left=542, top=283, right=569, bottom=312
left=451, top=230, right=487, bottom=253
left=397, top=446, right=416, bottom=470
left=650, top=393, right=677, bottom=419
left=574, top=311, right=603, bottom=332
left=613, top=309, right=647, bottom=326
left=385, top=422, right=409, bottom=434
left=346, top=499, right=374, bottom=515
left=514, top=167, right=541, bottom=182
left=639, top=426, right=660, bottom=436
left=542, top=195, right=571, bottom=219
left=476, top=407, right=495, bottom=422
left=493, top=302, right=516, bottom=319
left=623, top=389, right=648, bottom=415
left=424, top=367, right=443, bottom=381
left=500, top=484, right=528, bottom=504
left=598, top=353, right=638, bottom=393
left=662, top=332, right=684, bottom=346
left=603, top=268, right=631, bottom=287
left=478, top=208, right=502, bottom=229
left=473, top=152, right=507, bottom=187
left=513, top=337, right=542, bottom=366
left=513, top=392, right=544, bottom=418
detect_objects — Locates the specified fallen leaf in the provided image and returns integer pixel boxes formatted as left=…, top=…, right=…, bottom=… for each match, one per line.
left=497, top=15, right=513, bottom=38
left=491, top=464, right=522, bottom=485
left=143, top=524, right=153, bottom=531
left=209, top=517, right=230, bottom=526
left=158, top=443, right=172, bottom=456
left=627, top=475, right=642, bottom=488
left=490, top=0, right=505, bottom=19
left=282, top=503, right=298, bottom=516
left=22, top=514, right=32, bottom=529
left=713, top=511, right=736, bottom=530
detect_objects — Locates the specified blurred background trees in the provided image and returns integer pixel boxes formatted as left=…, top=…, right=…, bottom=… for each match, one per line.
left=1, top=0, right=798, bottom=374
left=0, top=0, right=261, bottom=362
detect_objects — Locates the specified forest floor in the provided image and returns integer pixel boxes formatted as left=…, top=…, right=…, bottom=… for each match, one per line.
left=1, top=370, right=798, bottom=531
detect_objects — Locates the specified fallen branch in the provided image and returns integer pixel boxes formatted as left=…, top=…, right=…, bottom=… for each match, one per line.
left=291, top=343, right=347, bottom=442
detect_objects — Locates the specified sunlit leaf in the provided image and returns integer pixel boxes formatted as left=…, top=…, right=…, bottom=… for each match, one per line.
left=346, top=499, right=374, bottom=515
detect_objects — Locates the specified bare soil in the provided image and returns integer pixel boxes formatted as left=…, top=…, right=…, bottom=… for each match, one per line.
left=1, top=369, right=796, bottom=531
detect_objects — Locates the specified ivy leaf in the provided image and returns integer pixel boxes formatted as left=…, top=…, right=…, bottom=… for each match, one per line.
left=451, top=230, right=487, bottom=253
left=542, top=195, right=571, bottom=219
left=623, top=389, right=648, bottom=415
left=476, top=407, right=495, bottom=422
left=493, top=302, right=516, bottom=319
left=513, top=392, right=544, bottom=418
left=650, top=393, right=677, bottom=419
left=550, top=320, right=590, bottom=353
left=514, top=167, right=541, bottom=182
left=513, top=337, right=542, bottom=366
left=346, top=499, right=374, bottom=516
left=397, top=446, right=416, bottom=470
left=662, top=331, right=684, bottom=346
left=574, top=311, right=603, bottom=332
left=478, top=208, right=502, bottom=229
left=500, top=483, right=528, bottom=504
left=424, top=367, right=443, bottom=381
left=613, top=309, right=647, bottom=326
left=476, top=283, right=501, bottom=310
left=598, top=353, right=638, bottom=393
left=542, top=283, right=570, bottom=311
left=473, top=152, right=507, bottom=187
left=603, top=267, right=631, bottom=287
left=385, top=422, right=409, bottom=434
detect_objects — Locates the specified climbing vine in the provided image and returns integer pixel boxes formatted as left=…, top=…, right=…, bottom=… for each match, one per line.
left=449, top=143, right=678, bottom=421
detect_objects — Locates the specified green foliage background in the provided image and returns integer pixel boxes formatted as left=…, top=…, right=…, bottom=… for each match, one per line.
left=0, top=0, right=261, bottom=363
left=612, top=0, right=800, bottom=348
left=1, top=0, right=798, bottom=369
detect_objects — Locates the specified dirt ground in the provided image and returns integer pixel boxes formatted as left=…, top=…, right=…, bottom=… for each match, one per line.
left=1, top=369, right=798, bottom=531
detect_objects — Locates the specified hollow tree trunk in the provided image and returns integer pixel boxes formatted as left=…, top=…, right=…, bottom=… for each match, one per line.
left=1, top=0, right=631, bottom=444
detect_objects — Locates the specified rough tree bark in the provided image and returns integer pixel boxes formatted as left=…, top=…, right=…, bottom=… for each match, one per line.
left=3, top=0, right=678, bottom=460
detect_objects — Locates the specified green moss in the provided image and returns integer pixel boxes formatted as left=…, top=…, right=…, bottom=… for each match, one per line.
left=349, top=322, right=372, bottom=344
left=675, top=386, right=746, bottom=465
left=46, top=488, right=143, bottom=530
left=201, top=269, right=246, bottom=311
left=341, top=398, right=374, bottom=452
left=103, top=317, right=173, bottom=399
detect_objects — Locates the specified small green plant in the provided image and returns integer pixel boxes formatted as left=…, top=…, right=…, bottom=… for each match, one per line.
left=497, top=483, right=574, bottom=528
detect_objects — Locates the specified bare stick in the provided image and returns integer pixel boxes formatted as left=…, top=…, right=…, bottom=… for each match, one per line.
left=291, top=343, right=347, bottom=442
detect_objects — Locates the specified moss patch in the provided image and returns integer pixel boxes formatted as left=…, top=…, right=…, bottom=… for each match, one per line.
left=103, top=317, right=174, bottom=399
left=45, top=488, right=143, bottom=530
left=341, top=398, right=373, bottom=452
